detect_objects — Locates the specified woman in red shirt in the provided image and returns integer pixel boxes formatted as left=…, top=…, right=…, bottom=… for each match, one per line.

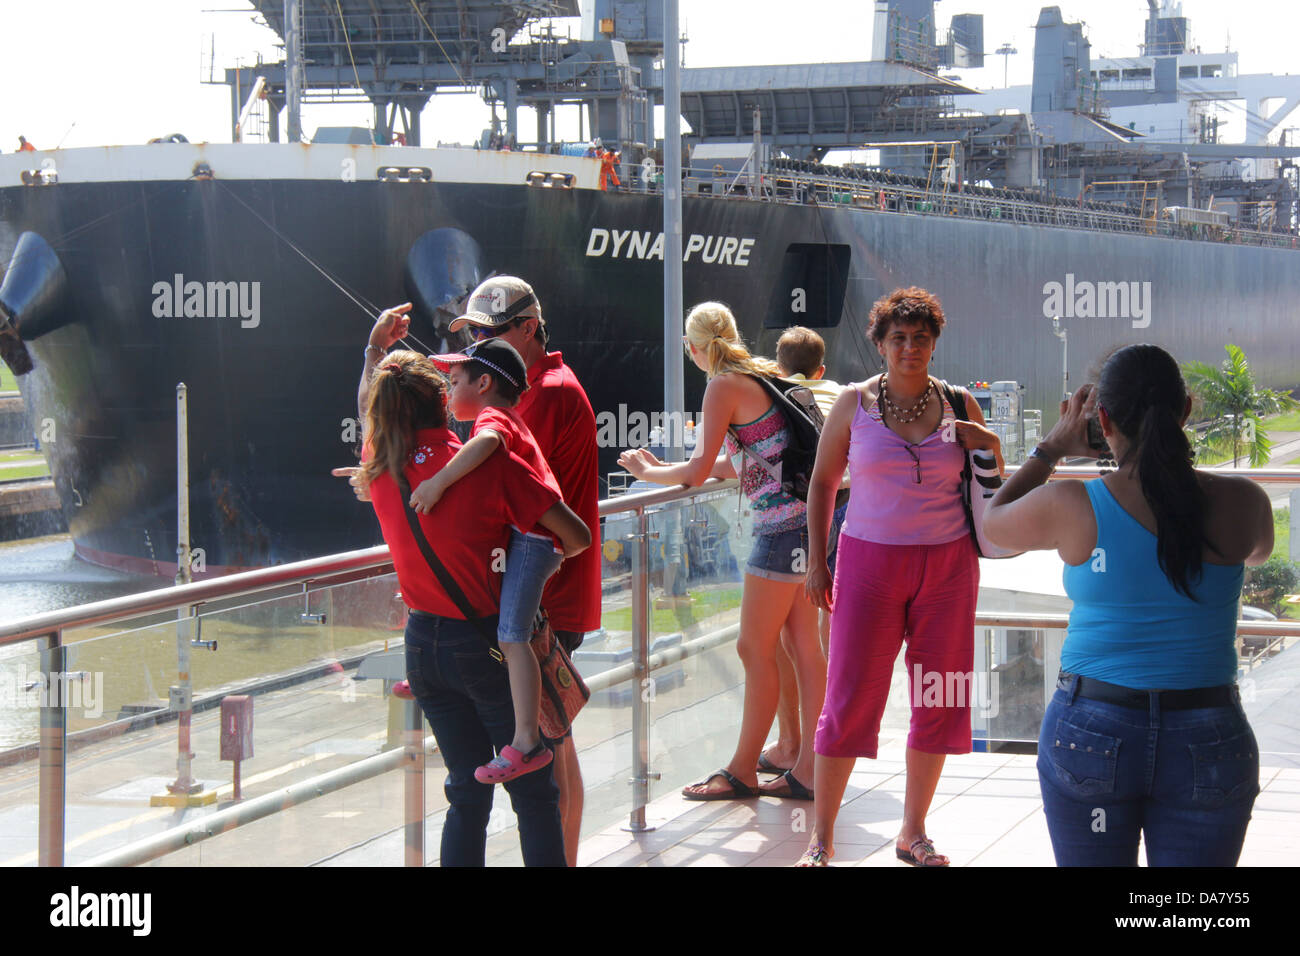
left=357, top=350, right=589, bottom=866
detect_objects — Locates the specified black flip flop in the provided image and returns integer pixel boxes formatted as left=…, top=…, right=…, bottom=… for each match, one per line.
left=762, top=769, right=814, bottom=800
left=681, top=768, right=758, bottom=801
left=757, top=752, right=792, bottom=775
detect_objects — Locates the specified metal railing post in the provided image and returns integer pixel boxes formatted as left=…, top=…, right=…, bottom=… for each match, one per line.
left=38, top=629, right=65, bottom=867
left=168, top=382, right=201, bottom=798
left=403, top=698, right=425, bottom=867
left=624, top=506, right=658, bottom=831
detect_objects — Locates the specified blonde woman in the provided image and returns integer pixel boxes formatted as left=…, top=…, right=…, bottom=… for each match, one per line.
left=618, top=303, right=829, bottom=801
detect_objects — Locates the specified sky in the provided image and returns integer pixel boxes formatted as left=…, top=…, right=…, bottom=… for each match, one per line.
left=2, top=0, right=1298, bottom=152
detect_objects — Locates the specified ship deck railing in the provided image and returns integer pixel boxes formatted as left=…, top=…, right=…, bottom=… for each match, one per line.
left=2, top=469, right=1299, bottom=866
left=673, top=162, right=1298, bottom=250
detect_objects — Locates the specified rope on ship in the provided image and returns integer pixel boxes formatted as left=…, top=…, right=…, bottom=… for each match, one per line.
left=212, top=180, right=436, bottom=354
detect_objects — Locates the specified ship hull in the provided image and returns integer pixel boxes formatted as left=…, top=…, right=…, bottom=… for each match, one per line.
left=2, top=172, right=1298, bottom=573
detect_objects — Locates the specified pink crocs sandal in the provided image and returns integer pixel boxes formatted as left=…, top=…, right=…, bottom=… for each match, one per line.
left=392, top=680, right=415, bottom=700
left=474, top=743, right=553, bottom=785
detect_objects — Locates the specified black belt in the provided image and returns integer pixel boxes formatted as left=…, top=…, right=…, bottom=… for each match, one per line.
left=1057, top=672, right=1237, bottom=711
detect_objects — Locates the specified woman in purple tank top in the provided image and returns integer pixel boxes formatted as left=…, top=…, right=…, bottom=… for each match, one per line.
left=797, top=288, right=1004, bottom=867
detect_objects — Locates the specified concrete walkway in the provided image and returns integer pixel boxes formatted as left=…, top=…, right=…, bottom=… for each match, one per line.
left=571, top=741, right=1299, bottom=868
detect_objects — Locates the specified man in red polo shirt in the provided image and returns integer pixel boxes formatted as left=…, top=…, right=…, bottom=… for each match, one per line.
left=359, top=279, right=600, bottom=867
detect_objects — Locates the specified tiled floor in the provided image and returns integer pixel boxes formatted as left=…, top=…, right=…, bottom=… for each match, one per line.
left=575, top=746, right=1299, bottom=867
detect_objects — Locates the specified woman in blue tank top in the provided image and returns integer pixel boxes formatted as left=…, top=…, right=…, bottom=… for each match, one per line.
left=983, top=344, right=1274, bottom=866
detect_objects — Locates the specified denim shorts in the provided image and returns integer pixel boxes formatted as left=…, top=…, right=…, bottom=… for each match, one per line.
left=498, top=529, right=564, bottom=644
left=746, top=502, right=847, bottom=582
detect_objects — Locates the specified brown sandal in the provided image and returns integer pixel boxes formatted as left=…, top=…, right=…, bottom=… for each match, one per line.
left=896, top=836, right=949, bottom=867
left=795, top=841, right=830, bottom=866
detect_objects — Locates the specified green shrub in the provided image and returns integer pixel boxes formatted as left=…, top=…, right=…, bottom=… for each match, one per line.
left=1243, top=556, right=1300, bottom=616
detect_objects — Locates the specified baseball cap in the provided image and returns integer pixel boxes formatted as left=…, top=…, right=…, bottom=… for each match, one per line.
left=448, top=276, right=543, bottom=333
left=429, top=338, right=528, bottom=392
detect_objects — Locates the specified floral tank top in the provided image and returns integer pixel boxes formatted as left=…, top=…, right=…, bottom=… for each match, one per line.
left=722, top=404, right=806, bottom=534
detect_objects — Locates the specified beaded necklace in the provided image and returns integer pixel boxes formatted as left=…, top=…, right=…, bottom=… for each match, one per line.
left=880, top=375, right=934, bottom=424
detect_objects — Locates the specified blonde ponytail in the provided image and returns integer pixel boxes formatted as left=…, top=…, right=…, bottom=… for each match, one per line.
left=684, top=302, right=781, bottom=379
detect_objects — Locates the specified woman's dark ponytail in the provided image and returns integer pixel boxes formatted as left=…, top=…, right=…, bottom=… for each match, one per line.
left=1098, top=345, right=1209, bottom=599
left=1134, top=398, right=1205, bottom=598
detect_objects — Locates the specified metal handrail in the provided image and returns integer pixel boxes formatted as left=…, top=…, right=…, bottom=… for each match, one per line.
left=714, top=162, right=1300, bottom=249
left=0, top=546, right=394, bottom=647
left=971, top=611, right=1300, bottom=637
left=1048, top=466, right=1300, bottom=483
left=0, top=480, right=744, bottom=646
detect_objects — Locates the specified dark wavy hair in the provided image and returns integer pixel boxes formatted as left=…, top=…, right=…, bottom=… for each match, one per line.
left=1096, top=343, right=1212, bottom=598
left=867, top=287, right=946, bottom=345
left=358, top=351, right=449, bottom=488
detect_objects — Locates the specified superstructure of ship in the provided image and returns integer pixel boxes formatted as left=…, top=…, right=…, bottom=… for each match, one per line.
left=0, top=0, right=1297, bottom=577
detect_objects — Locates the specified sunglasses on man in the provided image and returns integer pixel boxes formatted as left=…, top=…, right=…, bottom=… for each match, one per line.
left=469, top=318, right=526, bottom=342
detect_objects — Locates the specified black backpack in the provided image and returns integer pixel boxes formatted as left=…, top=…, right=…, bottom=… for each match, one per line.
left=729, top=375, right=850, bottom=508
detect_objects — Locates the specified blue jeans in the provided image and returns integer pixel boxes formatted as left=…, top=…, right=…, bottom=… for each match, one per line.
left=403, top=610, right=566, bottom=867
left=499, top=529, right=564, bottom=643
left=1037, top=675, right=1259, bottom=866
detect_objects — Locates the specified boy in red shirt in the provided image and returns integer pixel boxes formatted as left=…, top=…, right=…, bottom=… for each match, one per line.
left=413, top=338, right=565, bottom=784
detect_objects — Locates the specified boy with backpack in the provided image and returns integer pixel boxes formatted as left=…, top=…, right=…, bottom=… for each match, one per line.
left=759, top=327, right=850, bottom=777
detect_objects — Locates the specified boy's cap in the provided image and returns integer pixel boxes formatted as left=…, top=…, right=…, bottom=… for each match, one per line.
left=429, top=338, right=528, bottom=390
left=448, top=276, right=543, bottom=333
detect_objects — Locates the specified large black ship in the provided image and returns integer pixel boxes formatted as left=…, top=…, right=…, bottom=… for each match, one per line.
left=1, top=1, right=1297, bottom=575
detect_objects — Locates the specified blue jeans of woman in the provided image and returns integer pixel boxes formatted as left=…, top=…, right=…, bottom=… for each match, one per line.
left=403, top=610, right=566, bottom=866
left=1037, top=674, right=1259, bottom=866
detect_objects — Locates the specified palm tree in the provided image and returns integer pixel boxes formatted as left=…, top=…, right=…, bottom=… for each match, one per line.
left=1183, top=344, right=1299, bottom=467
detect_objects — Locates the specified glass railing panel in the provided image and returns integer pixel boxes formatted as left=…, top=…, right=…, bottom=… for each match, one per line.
left=0, top=636, right=47, bottom=867
left=634, top=488, right=750, bottom=801
left=973, top=626, right=1061, bottom=748
left=550, top=510, right=644, bottom=841
left=0, top=636, right=43, bottom=755
left=0, top=573, right=416, bottom=866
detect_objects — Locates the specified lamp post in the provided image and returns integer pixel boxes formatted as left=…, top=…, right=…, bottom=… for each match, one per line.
left=996, top=42, right=1017, bottom=88
left=1051, top=314, right=1068, bottom=400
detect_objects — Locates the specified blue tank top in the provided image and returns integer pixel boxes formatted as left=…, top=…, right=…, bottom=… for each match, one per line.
left=1061, top=479, right=1243, bottom=689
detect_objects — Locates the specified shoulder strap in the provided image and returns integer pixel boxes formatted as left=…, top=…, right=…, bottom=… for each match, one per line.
left=726, top=374, right=788, bottom=484
left=941, top=380, right=969, bottom=423
left=396, top=476, right=500, bottom=649
left=727, top=424, right=784, bottom=484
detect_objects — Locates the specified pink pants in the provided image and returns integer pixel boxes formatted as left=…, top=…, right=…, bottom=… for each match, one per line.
left=814, top=532, right=979, bottom=758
